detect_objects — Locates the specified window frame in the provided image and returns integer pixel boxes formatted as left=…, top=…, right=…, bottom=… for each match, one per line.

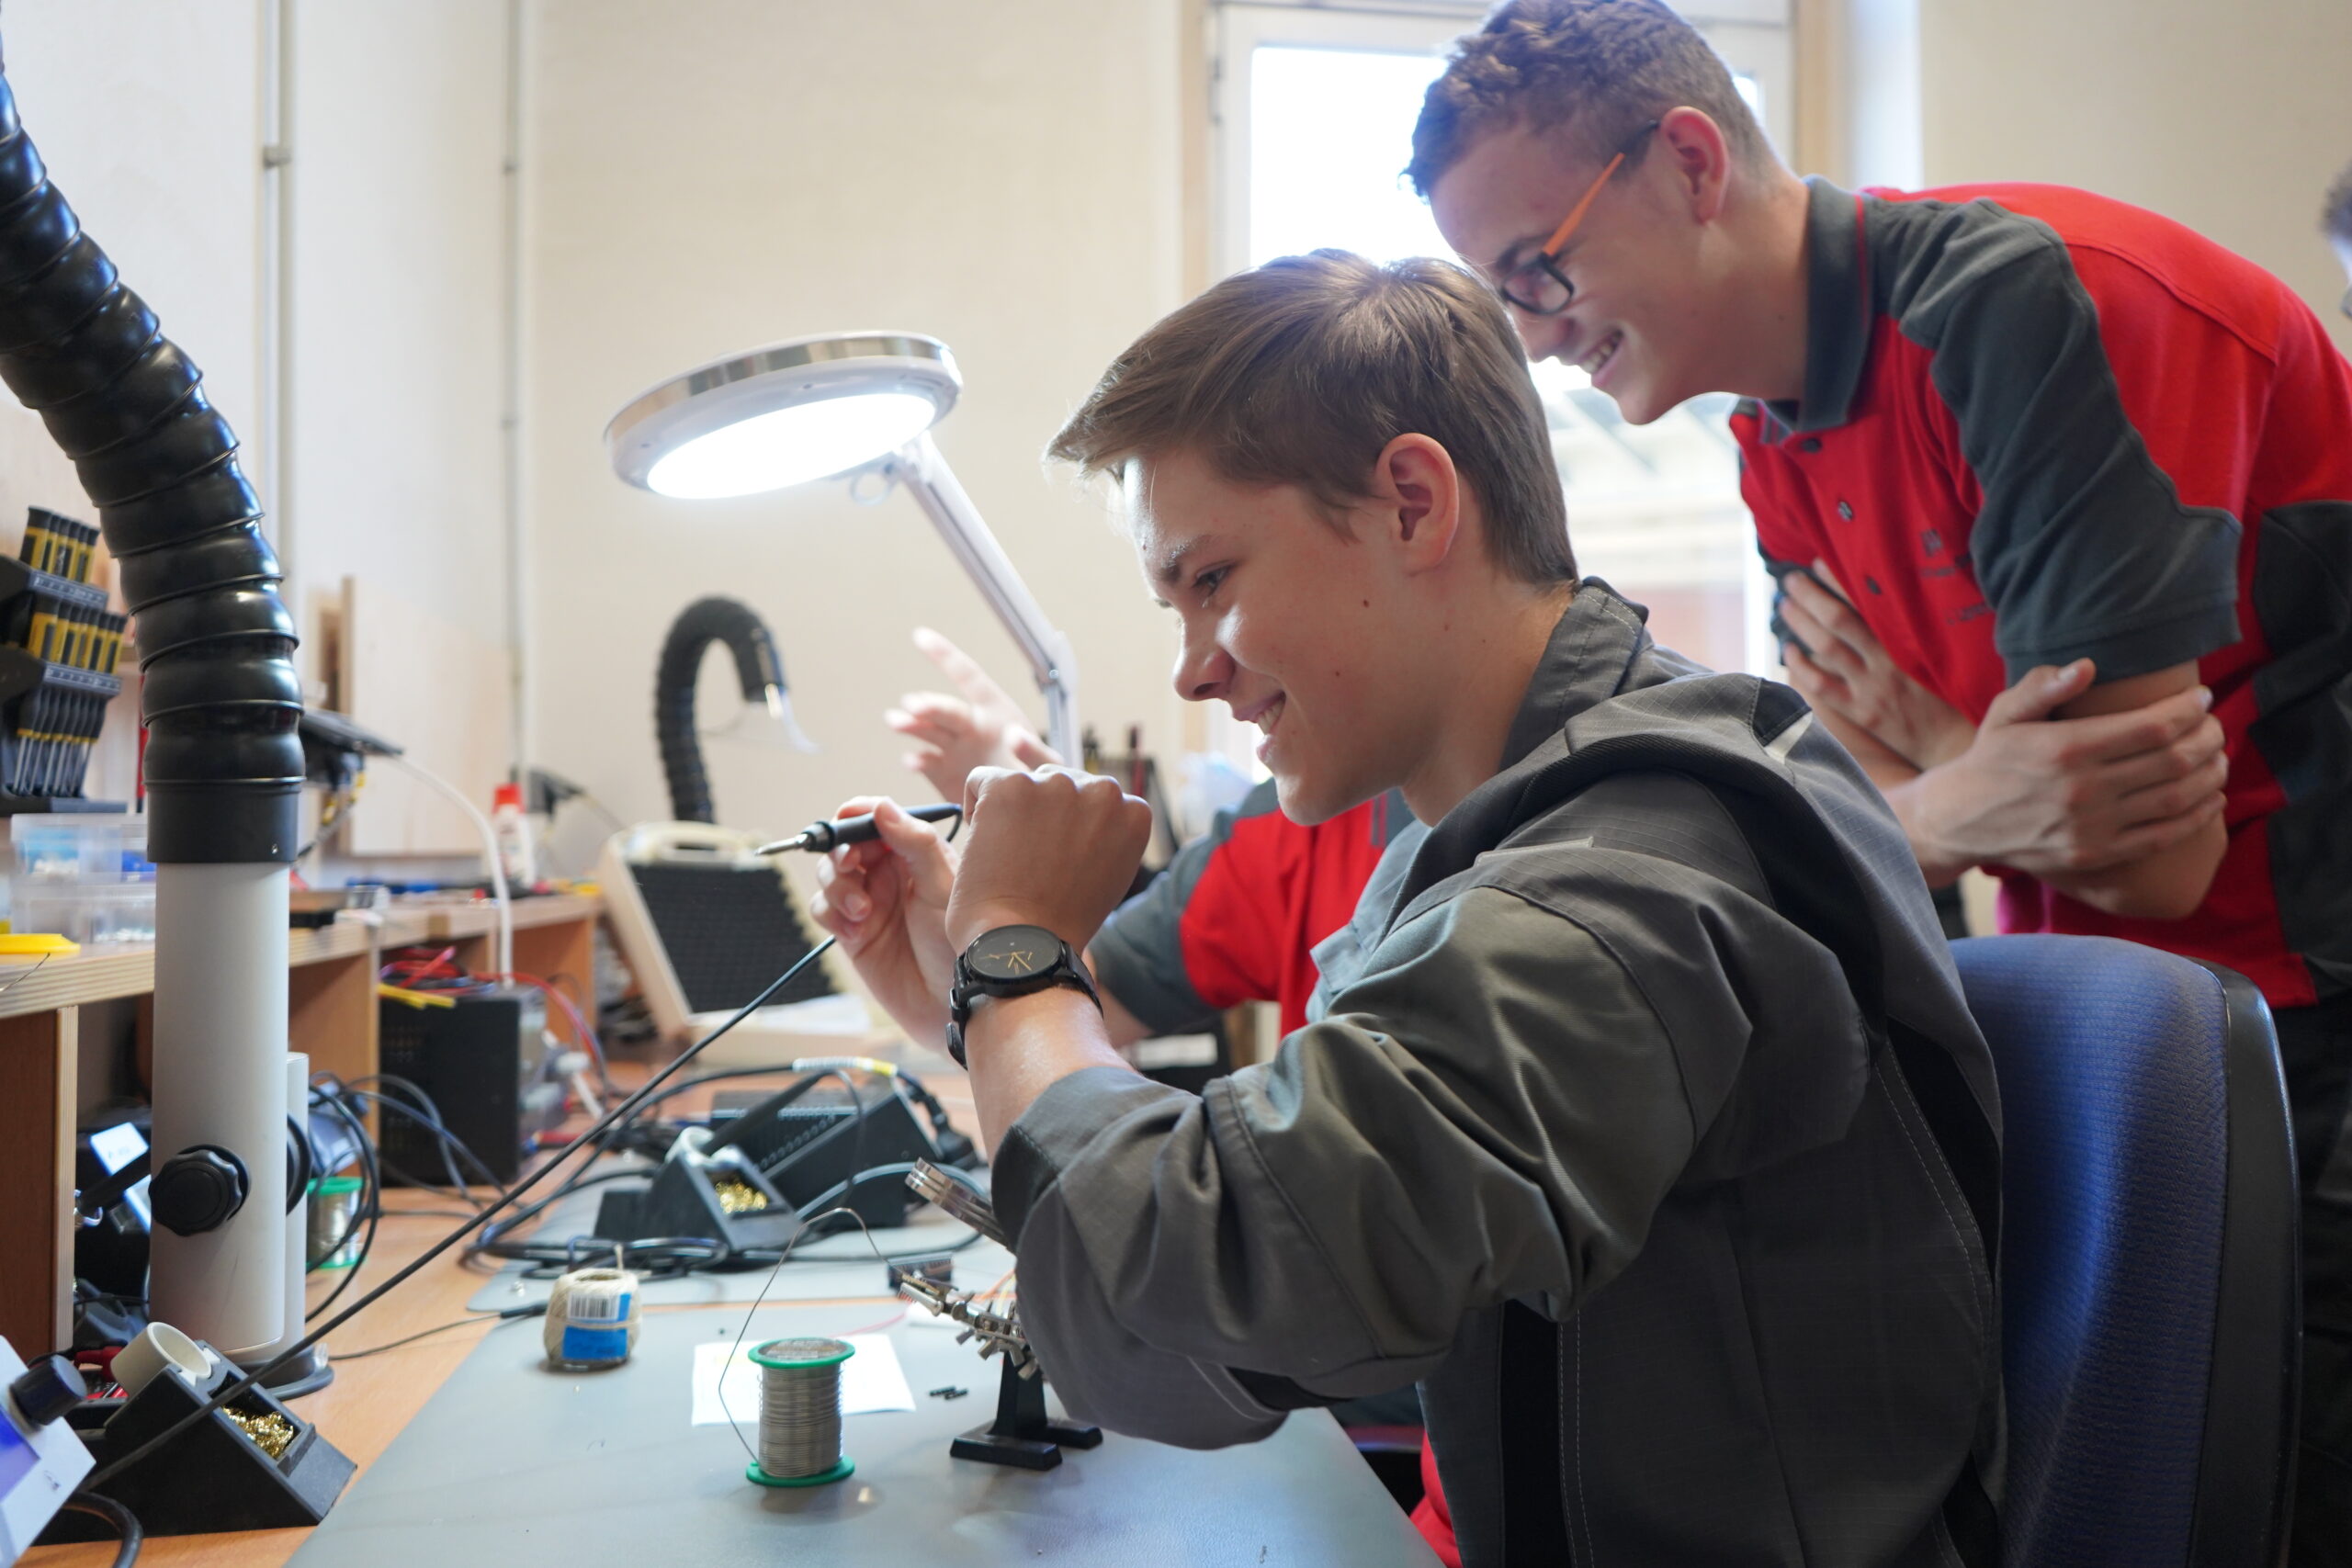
left=1210, top=0, right=1795, bottom=281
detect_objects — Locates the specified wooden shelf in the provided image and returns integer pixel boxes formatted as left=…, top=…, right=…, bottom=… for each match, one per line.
left=381, top=891, right=601, bottom=946
left=0, top=890, right=603, bottom=1364
left=0, top=893, right=603, bottom=1018
left=0, top=911, right=390, bottom=1020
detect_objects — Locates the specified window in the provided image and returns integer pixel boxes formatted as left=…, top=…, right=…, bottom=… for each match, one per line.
left=1211, top=0, right=1796, bottom=752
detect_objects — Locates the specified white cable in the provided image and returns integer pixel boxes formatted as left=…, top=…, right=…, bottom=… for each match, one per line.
left=383, top=752, right=513, bottom=976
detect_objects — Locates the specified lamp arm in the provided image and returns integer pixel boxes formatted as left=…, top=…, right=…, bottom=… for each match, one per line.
left=885, top=432, right=1080, bottom=762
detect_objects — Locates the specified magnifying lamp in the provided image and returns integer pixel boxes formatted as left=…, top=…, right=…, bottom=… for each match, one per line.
left=605, top=332, right=1079, bottom=761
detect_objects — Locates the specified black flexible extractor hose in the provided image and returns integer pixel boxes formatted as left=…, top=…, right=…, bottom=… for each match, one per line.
left=0, top=69, right=301, bottom=861
left=656, top=595, right=786, bottom=824
left=0, top=36, right=308, bottom=1436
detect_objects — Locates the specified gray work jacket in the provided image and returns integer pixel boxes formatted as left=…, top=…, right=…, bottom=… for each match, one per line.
left=993, top=582, right=2004, bottom=1567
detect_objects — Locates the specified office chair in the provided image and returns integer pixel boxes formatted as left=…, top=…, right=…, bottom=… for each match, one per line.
left=1951, top=934, right=2300, bottom=1567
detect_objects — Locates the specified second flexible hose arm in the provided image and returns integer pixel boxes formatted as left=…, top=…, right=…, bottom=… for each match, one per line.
left=653, top=595, right=789, bottom=823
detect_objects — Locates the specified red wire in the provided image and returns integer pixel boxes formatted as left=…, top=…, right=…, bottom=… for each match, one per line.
left=368, top=949, right=610, bottom=1091
left=379, top=945, right=463, bottom=985
left=837, top=1303, right=910, bottom=1338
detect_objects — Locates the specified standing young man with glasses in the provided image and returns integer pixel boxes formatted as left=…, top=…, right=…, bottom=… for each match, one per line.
left=1417, top=3, right=2352, bottom=1559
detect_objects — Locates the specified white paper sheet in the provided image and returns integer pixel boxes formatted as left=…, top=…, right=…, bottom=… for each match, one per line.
left=689, top=1332, right=914, bottom=1427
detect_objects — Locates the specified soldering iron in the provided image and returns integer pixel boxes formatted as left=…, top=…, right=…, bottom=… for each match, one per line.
left=759, top=802, right=964, bottom=855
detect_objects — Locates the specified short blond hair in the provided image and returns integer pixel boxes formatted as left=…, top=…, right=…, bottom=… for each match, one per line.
left=1046, top=250, right=1575, bottom=584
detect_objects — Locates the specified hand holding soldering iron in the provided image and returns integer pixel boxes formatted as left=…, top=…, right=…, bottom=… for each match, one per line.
left=808, top=798, right=965, bottom=1046
left=944, top=766, right=1152, bottom=956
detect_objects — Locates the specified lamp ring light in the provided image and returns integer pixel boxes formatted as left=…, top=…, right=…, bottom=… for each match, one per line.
left=604, top=331, right=1079, bottom=761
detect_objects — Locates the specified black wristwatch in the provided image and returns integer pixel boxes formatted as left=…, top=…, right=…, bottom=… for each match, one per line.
left=945, top=923, right=1101, bottom=1066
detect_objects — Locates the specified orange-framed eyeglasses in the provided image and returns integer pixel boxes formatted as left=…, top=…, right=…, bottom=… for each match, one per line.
left=1496, top=118, right=1663, bottom=317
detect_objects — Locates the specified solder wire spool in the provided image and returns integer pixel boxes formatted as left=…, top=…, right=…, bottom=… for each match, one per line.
left=543, top=1266, right=640, bottom=1370
left=745, top=1337, right=855, bottom=1487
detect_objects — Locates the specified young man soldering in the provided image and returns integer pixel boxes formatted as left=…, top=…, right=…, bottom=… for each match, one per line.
left=811, top=250, right=2002, bottom=1567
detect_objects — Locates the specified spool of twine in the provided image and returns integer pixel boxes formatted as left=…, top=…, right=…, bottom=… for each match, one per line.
left=542, top=1267, right=640, bottom=1369
left=744, top=1337, right=855, bottom=1487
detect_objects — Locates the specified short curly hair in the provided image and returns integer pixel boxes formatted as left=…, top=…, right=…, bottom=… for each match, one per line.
left=1408, top=0, right=1771, bottom=197
left=2325, top=158, right=2352, bottom=246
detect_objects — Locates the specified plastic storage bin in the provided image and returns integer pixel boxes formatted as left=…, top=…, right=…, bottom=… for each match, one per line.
left=13, top=813, right=148, bottom=880
left=10, top=812, right=153, bottom=943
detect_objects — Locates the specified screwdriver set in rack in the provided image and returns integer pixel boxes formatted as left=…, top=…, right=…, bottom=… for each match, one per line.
left=0, top=507, right=128, bottom=814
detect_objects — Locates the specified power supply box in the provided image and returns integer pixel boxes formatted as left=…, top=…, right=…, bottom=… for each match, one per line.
left=377, top=987, right=564, bottom=1186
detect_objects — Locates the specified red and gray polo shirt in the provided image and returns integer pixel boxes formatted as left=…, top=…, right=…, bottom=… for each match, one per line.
left=1091, top=783, right=1409, bottom=1036
left=1735, top=178, right=2352, bottom=1008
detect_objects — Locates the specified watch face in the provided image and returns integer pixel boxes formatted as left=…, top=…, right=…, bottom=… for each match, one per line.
left=967, top=924, right=1063, bottom=983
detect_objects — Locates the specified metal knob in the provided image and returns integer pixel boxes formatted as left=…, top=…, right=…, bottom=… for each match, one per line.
left=150, top=1145, right=250, bottom=1235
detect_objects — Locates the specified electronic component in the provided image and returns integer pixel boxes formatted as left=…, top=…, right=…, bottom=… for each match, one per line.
left=0, top=1338, right=94, bottom=1562
left=0, top=508, right=127, bottom=815
left=598, top=821, right=885, bottom=1066
left=41, top=1326, right=352, bottom=1540
left=378, top=986, right=562, bottom=1185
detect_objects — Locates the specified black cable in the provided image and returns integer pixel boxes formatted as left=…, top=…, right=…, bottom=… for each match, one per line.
left=304, top=1082, right=376, bottom=1265
left=303, top=1085, right=380, bottom=1323
left=348, top=1074, right=503, bottom=1196
left=467, top=1166, right=648, bottom=1250
left=466, top=1063, right=873, bottom=1271
left=612, top=1062, right=850, bottom=1122
left=326, top=1080, right=499, bottom=1207
left=473, top=1053, right=983, bottom=1274
left=732, top=1165, right=993, bottom=1267
left=333, top=1304, right=544, bottom=1360
left=60, top=1491, right=141, bottom=1568
left=74, top=1285, right=149, bottom=1308
left=85, top=936, right=842, bottom=1493
left=317, top=1067, right=477, bottom=1197
left=473, top=1160, right=992, bottom=1278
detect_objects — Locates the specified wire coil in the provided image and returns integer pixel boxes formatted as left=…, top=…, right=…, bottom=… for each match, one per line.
left=542, top=1267, right=639, bottom=1369
left=745, top=1337, right=855, bottom=1487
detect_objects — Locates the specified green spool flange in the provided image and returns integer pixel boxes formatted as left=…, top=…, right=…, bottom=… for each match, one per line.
left=747, top=1456, right=854, bottom=1488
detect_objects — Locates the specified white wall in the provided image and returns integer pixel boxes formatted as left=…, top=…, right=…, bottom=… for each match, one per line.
left=1917, top=0, right=2352, bottom=359
left=282, top=0, right=514, bottom=864
left=281, top=1, right=511, bottom=652
left=524, top=0, right=1189, bottom=844
left=0, top=3, right=514, bottom=858
left=0, top=3, right=266, bottom=808
left=0, top=5, right=266, bottom=473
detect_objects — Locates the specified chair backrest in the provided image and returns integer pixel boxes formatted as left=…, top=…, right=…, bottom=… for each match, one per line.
left=1950, top=935, right=2300, bottom=1568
